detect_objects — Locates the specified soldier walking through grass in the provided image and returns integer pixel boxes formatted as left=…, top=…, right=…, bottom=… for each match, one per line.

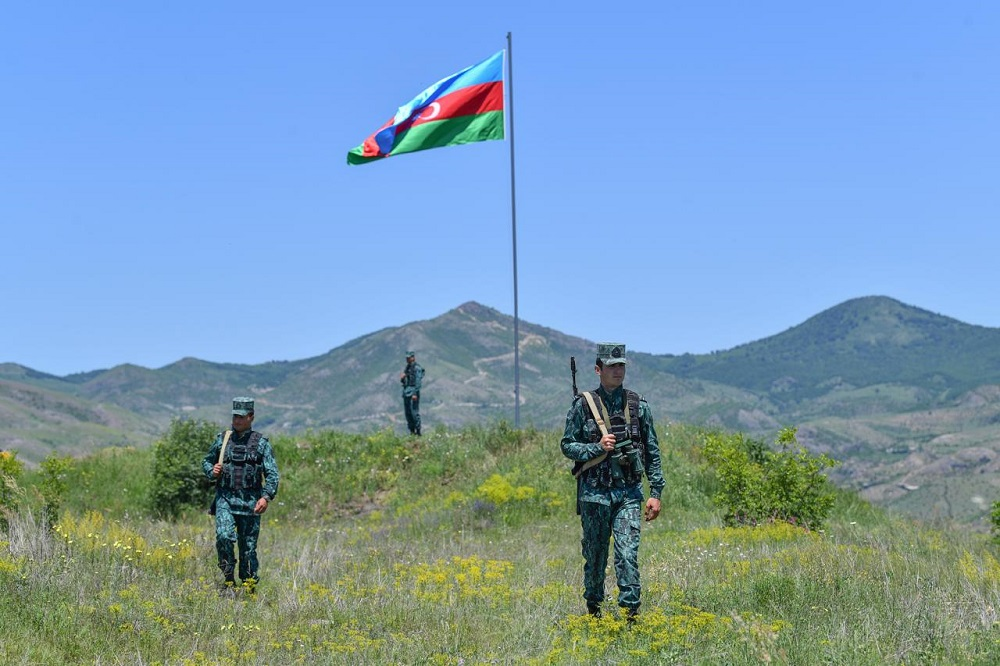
left=203, top=397, right=280, bottom=590
left=561, top=343, right=665, bottom=621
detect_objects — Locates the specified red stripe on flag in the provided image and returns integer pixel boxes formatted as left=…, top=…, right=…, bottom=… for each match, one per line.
left=358, top=81, right=503, bottom=159
left=397, top=81, right=503, bottom=135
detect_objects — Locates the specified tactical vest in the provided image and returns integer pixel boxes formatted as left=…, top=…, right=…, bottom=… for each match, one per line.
left=220, top=431, right=264, bottom=491
left=403, top=363, right=420, bottom=389
left=578, top=389, right=647, bottom=486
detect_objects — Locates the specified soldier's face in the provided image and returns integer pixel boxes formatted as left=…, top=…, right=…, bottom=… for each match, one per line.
left=597, top=363, right=626, bottom=390
left=232, top=412, right=253, bottom=433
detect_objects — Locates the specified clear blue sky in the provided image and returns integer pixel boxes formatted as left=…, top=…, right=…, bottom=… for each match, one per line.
left=3, top=2, right=998, bottom=376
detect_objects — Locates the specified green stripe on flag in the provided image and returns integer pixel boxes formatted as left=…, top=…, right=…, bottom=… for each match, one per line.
left=347, top=111, right=504, bottom=165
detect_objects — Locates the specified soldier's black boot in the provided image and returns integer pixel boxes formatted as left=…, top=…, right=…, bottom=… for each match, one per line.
left=586, top=603, right=602, bottom=618
left=626, top=606, right=640, bottom=626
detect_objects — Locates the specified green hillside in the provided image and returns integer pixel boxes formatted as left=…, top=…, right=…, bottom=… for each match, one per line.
left=659, top=295, right=1000, bottom=401
left=0, top=379, right=155, bottom=461
left=3, top=423, right=1000, bottom=664
left=3, top=296, right=1000, bottom=527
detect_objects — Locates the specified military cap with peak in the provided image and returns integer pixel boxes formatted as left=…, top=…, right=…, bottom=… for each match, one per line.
left=406, top=350, right=416, bottom=357
left=232, top=397, right=254, bottom=416
left=597, top=343, right=627, bottom=365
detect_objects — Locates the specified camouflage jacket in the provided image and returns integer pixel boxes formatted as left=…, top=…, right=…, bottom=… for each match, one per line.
left=401, top=361, right=424, bottom=397
left=560, top=385, right=665, bottom=506
left=202, top=429, right=280, bottom=515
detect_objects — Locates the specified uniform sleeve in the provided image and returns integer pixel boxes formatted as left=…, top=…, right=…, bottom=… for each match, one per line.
left=202, top=433, right=223, bottom=480
left=560, top=397, right=604, bottom=462
left=259, top=437, right=280, bottom=501
left=415, top=365, right=424, bottom=391
left=640, top=400, right=665, bottom=500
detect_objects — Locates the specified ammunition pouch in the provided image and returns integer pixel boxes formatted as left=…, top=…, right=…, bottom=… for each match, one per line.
left=608, top=415, right=643, bottom=484
left=609, top=416, right=630, bottom=449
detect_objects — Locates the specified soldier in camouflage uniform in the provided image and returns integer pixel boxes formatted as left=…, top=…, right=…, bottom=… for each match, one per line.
left=400, top=350, right=424, bottom=436
left=203, top=397, right=280, bottom=588
left=561, top=343, right=665, bottom=621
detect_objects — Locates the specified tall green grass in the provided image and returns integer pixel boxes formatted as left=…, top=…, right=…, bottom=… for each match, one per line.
left=3, top=422, right=1000, bottom=664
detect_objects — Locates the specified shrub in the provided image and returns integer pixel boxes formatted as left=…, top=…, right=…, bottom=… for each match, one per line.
left=702, top=427, right=839, bottom=529
left=38, top=454, right=73, bottom=528
left=989, top=501, right=1000, bottom=544
left=483, top=420, right=535, bottom=455
left=272, top=428, right=411, bottom=518
left=149, top=418, right=220, bottom=519
left=0, top=450, right=25, bottom=530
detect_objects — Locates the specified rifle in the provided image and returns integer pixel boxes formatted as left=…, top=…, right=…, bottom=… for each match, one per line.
left=208, top=430, right=232, bottom=516
left=569, top=356, right=583, bottom=515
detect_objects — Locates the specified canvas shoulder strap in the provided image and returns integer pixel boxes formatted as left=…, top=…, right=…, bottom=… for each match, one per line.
left=582, top=391, right=609, bottom=436
left=572, top=391, right=611, bottom=479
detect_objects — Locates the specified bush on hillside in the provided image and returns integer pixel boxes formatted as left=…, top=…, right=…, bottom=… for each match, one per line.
left=38, top=454, right=73, bottom=528
left=989, top=501, right=1000, bottom=544
left=702, top=426, right=839, bottom=529
left=272, top=428, right=412, bottom=517
left=149, top=419, right=219, bottom=519
left=483, top=420, right=536, bottom=456
left=0, top=450, right=25, bottom=530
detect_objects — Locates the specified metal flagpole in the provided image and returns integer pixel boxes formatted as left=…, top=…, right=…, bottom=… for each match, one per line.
left=506, top=31, right=520, bottom=429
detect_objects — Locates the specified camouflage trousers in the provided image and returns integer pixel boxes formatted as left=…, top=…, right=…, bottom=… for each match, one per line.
left=214, top=501, right=262, bottom=582
left=404, top=393, right=421, bottom=434
left=579, top=492, right=643, bottom=610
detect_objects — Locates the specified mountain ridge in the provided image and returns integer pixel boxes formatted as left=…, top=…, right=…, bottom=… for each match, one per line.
left=3, top=295, right=1000, bottom=526
left=658, top=295, right=1000, bottom=398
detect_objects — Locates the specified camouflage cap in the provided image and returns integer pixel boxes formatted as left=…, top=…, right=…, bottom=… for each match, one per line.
left=406, top=350, right=416, bottom=358
left=597, top=343, right=627, bottom=365
left=232, top=397, right=254, bottom=416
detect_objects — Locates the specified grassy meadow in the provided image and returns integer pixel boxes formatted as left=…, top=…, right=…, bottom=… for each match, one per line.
left=3, top=422, right=1000, bottom=664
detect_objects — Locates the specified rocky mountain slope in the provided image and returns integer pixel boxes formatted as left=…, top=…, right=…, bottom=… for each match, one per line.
left=3, top=296, right=999, bottom=526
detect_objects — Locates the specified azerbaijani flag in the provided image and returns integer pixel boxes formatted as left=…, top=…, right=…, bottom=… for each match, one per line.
left=347, top=51, right=505, bottom=165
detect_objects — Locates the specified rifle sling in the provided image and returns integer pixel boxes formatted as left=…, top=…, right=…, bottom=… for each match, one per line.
left=573, top=391, right=611, bottom=479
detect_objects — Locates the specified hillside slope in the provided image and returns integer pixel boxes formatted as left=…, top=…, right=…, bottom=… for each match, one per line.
left=3, top=296, right=1000, bottom=526
left=659, top=295, right=1000, bottom=400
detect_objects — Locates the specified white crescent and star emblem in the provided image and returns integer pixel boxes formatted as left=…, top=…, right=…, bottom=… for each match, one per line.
left=416, top=102, right=441, bottom=121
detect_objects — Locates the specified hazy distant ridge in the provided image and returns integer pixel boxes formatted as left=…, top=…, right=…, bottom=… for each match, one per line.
left=3, top=295, right=1000, bottom=525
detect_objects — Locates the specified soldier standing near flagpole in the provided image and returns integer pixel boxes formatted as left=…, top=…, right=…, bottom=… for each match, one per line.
left=400, top=351, right=424, bottom=436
